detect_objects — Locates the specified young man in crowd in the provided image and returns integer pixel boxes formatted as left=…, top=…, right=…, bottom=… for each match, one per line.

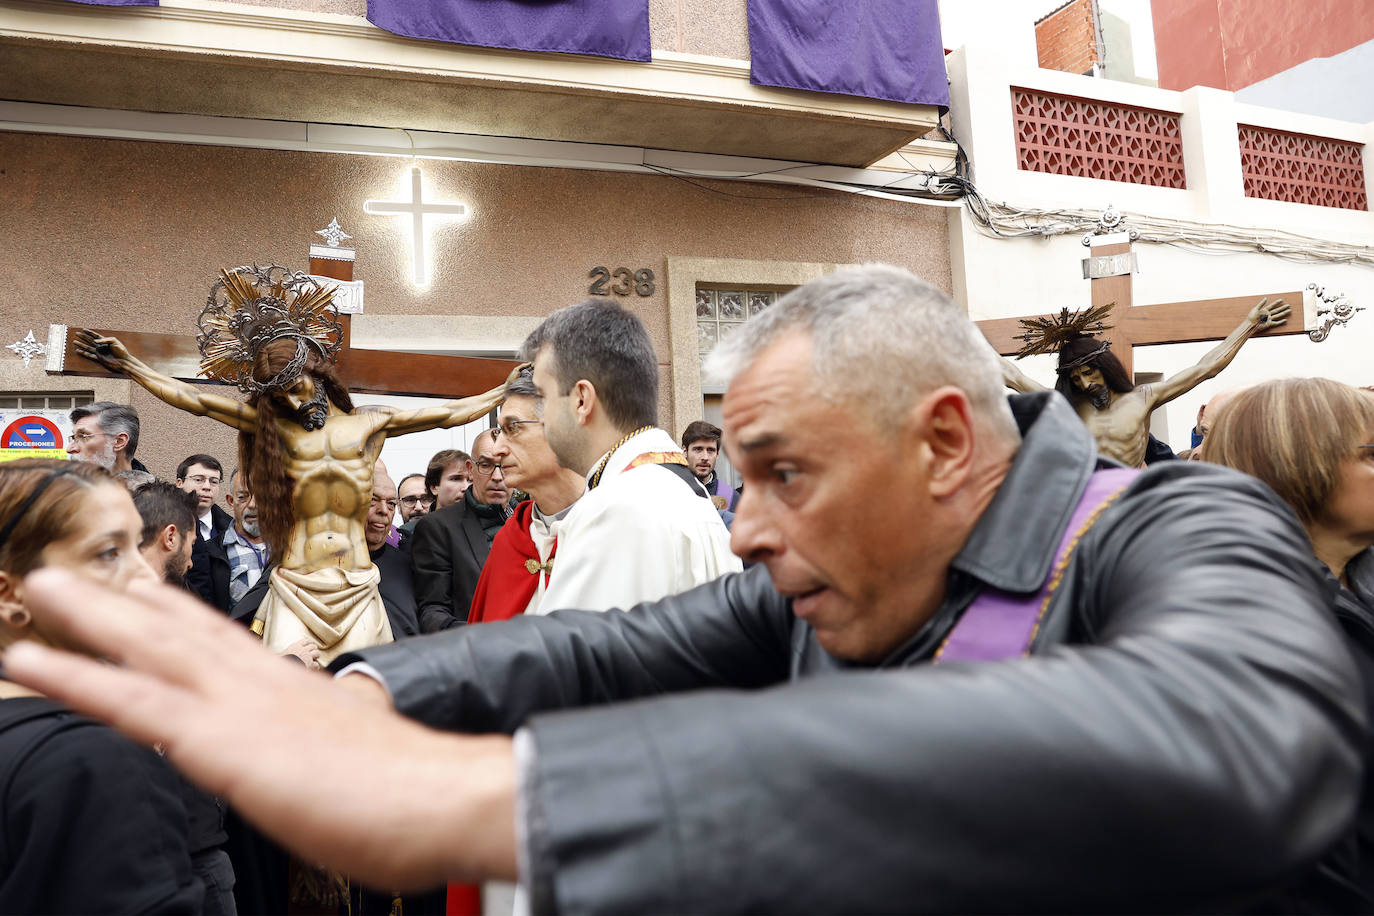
left=681, top=419, right=737, bottom=511
left=133, top=482, right=199, bottom=587
left=176, top=454, right=230, bottom=544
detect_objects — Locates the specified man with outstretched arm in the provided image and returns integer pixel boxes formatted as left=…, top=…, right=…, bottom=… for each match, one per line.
left=6, top=266, right=1362, bottom=913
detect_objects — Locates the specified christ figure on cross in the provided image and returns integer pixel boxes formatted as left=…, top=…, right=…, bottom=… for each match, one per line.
left=999, top=297, right=1290, bottom=467
left=76, top=264, right=516, bottom=663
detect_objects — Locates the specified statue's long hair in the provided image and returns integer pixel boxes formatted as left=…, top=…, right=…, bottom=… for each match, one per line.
left=1054, top=337, right=1135, bottom=401
left=239, top=339, right=354, bottom=562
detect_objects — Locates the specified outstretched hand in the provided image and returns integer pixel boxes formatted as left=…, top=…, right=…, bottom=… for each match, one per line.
left=505, top=361, right=534, bottom=387
left=1249, top=297, right=1291, bottom=329
left=72, top=328, right=132, bottom=372
left=2, top=569, right=518, bottom=889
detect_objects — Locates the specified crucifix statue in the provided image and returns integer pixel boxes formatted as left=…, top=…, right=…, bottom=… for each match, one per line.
left=74, top=264, right=517, bottom=664
left=996, top=298, right=1288, bottom=466
left=979, top=211, right=1309, bottom=466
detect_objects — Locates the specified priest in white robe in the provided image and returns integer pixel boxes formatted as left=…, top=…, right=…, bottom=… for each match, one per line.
left=525, top=299, right=740, bottom=613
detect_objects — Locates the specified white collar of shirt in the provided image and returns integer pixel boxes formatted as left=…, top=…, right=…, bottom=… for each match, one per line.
left=198, top=508, right=213, bottom=540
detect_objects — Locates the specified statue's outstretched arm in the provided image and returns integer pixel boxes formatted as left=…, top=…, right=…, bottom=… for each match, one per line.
left=1149, top=298, right=1290, bottom=409
left=74, top=330, right=257, bottom=432
left=999, top=355, right=1047, bottom=394
left=382, top=364, right=526, bottom=437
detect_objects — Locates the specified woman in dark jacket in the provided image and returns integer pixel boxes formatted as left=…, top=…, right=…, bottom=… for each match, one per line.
left=0, top=458, right=202, bottom=913
left=1206, top=378, right=1374, bottom=912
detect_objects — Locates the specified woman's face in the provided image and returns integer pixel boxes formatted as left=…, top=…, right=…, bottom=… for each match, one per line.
left=1320, top=443, right=1374, bottom=545
left=37, top=481, right=158, bottom=593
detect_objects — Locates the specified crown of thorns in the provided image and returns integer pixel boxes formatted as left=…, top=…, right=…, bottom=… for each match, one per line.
left=197, top=265, right=343, bottom=394
left=1012, top=304, right=1115, bottom=363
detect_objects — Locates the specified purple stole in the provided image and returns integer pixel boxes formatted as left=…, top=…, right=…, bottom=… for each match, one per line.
left=709, top=476, right=737, bottom=510
left=936, top=468, right=1139, bottom=663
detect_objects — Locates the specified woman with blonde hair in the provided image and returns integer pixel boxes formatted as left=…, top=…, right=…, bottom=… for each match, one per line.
left=1206, top=377, right=1374, bottom=911
left=0, top=458, right=202, bottom=912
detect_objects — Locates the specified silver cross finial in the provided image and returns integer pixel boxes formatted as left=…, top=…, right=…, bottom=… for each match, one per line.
left=315, top=217, right=352, bottom=248
left=6, top=331, right=47, bottom=368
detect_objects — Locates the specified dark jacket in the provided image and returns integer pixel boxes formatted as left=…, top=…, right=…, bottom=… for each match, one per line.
left=229, top=544, right=422, bottom=640
left=343, top=393, right=1362, bottom=914
left=409, top=492, right=495, bottom=631
left=186, top=504, right=234, bottom=614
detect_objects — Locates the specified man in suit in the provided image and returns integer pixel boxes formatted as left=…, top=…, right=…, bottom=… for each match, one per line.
left=409, top=430, right=509, bottom=631
left=179, top=455, right=232, bottom=609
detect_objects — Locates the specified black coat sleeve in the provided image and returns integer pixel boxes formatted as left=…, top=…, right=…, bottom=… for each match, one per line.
left=516, top=470, right=1363, bottom=914
left=0, top=720, right=202, bottom=914
left=339, top=565, right=794, bottom=732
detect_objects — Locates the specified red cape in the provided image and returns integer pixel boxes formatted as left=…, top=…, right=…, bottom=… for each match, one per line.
left=467, top=500, right=557, bottom=624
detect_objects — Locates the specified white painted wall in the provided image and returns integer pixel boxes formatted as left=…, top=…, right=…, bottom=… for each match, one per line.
left=944, top=44, right=1374, bottom=451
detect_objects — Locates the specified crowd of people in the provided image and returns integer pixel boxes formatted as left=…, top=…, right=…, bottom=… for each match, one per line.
left=0, top=265, right=1373, bottom=913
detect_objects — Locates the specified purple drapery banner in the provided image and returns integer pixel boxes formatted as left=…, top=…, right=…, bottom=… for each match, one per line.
left=367, top=0, right=650, bottom=62
left=58, top=0, right=157, bottom=5
left=747, top=0, right=948, bottom=109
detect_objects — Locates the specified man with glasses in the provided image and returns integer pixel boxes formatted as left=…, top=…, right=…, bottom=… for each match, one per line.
left=177, top=454, right=234, bottom=612
left=67, top=401, right=146, bottom=474
left=396, top=474, right=433, bottom=523
left=409, top=430, right=511, bottom=631
left=467, top=369, right=586, bottom=623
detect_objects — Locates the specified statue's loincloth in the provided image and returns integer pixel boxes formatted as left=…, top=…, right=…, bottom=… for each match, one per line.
left=255, top=565, right=394, bottom=664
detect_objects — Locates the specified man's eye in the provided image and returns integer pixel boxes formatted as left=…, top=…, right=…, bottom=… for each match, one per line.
left=98, top=547, right=120, bottom=562
left=774, top=468, right=797, bottom=485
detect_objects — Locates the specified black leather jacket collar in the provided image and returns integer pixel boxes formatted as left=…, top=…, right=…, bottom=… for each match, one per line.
left=952, top=392, right=1099, bottom=593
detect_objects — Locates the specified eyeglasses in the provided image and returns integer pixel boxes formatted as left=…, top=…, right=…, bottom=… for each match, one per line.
left=494, top=418, right=544, bottom=440
left=472, top=458, right=503, bottom=477
left=185, top=475, right=221, bottom=487
left=399, top=495, right=428, bottom=506
left=69, top=431, right=102, bottom=444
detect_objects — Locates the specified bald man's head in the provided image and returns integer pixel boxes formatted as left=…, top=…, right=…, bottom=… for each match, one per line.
left=366, top=464, right=398, bottom=550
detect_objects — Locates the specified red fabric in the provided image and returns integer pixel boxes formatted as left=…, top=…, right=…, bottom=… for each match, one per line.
left=446, top=882, right=481, bottom=915
left=467, top=500, right=556, bottom=624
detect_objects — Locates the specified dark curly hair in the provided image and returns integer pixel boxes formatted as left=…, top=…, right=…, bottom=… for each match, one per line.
left=238, top=339, right=354, bottom=562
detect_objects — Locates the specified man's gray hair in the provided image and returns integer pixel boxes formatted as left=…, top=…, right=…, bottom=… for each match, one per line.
left=70, top=401, right=140, bottom=457
left=704, top=265, right=1018, bottom=442
left=503, top=367, right=540, bottom=401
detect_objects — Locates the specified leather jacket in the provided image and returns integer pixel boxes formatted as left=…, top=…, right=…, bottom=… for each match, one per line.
left=343, top=393, right=1363, bottom=913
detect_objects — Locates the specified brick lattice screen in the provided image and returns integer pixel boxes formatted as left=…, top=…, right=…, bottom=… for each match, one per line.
left=1012, top=88, right=1186, bottom=188
left=1238, top=125, right=1368, bottom=210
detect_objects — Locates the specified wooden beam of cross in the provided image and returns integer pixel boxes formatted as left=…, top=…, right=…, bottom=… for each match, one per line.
left=976, top=237, right=1308, bottom=377
left=45, top=239, right=518, bottom=399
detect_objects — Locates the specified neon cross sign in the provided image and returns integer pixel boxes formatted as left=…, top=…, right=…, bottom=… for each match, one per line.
left=364, top=167, right=468, bottom=287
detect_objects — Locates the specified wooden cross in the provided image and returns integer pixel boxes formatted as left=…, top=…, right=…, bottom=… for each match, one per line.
left=976, top=235, right=1308, bottom=376
left=46, top=233, right=517, bottom=399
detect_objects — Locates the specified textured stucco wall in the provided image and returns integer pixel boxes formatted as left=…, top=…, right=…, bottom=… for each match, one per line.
left=1, top=130, right=950, bottom=480
left=228, top=0, right=751, bottom=59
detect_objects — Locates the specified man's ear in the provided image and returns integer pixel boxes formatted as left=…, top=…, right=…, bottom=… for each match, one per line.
left=570, top=379, right=597, bottom=426
left=912, top=387, right=977, bottom=499
left=160, top=524, right=179, bottom=553
left=112, top=432, right=130, bottom=455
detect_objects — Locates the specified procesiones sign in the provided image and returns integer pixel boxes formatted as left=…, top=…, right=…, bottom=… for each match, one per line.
left=0, top=411, right=71, bottom=462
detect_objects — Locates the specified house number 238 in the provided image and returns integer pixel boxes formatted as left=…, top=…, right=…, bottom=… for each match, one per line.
left=588, top=266, right=655, bottom=297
